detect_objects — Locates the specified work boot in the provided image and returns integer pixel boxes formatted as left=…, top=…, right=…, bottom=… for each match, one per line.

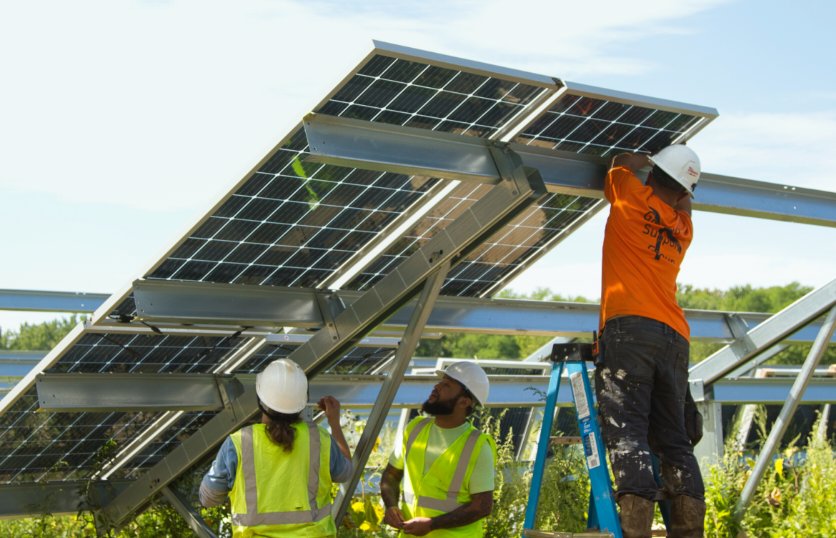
left=618, top=494, right=655, bottom=538
left=668, top=495, right=706, bottom=537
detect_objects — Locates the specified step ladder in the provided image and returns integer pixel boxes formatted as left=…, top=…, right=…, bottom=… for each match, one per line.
left=522, top=342, right=621, bottom=538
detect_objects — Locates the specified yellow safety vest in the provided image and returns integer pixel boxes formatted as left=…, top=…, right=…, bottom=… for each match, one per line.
left=400, top=417, right=495, bottom=538
left=229, top=422, right=336, bottom=537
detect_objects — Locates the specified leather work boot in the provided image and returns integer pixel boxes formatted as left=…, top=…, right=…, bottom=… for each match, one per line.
left=618, top=494, right=655, bottom=538
left=668, top=495, right=706, bottom=537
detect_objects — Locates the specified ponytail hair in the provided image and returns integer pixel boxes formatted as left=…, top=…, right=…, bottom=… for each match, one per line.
left=258, top=400, right=301, bottom=452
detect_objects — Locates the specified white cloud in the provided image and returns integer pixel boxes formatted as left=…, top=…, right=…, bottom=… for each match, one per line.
left=0, top=0, right=732, bottom=213
left=443, top=0, right=730, bottom=77
left=690, top=111, right=836, bottom=190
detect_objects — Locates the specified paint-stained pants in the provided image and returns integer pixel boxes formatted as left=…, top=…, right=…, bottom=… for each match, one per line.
left=594, top=315, right=705, bottom=501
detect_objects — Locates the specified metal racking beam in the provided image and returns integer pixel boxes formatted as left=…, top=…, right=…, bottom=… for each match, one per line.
left=34, top=372, right=836, bottom=412
left=0, top=480, right=131, bottom=517
left=126, top=280, right=829, bottom=342
left=690, top=279, right=836, bottom=386
left=303, top=114, right=836, bottom=227
left=0, top=288, right=109, bottom=313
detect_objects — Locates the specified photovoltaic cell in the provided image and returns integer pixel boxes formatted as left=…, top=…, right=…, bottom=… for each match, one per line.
left=323, top=55, right=545, bottom=138
left=514, top=93, right=704, bottom=156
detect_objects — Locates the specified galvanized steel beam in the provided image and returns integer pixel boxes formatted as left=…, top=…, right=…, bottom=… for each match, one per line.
left=36, top=373, right=244, bottom=413
left=33, top=371, right=836, bottom=413
left=0, top=288, right=109, bottom=313
left=303, top=114, right=836, bottom=226
left=0, top=479, right=131, bottom=517
left=160, top=486, right=217, bottom=538
left=690, top=279, right=836, bottom=386
left=333, top=262, right=449, bottom=524
left=124, top=280, right=829, bottom=342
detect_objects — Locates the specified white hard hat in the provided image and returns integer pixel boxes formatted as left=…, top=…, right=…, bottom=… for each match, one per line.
left=256, top=359, right=308, bottom=414
left=648, top=144, right=701, bottom=197
left=435, top=361, right=489, bottom=405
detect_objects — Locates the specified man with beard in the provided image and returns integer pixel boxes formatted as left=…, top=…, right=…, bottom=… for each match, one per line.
left=380, top=361, right=496, bottom=537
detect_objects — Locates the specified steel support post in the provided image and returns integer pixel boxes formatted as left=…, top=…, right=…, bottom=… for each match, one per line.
left=734, top=307, right=836, bottom=520
left=691, top=376, right=724, bottom=469
left=97, top=141, right=545, bottom=528
left=333, top=261, right=450, bottom=525
left=160, top=486, right=217, bottom=538
left=731, top=370, right=769, bottom=452
left=817, top=404, right=831, bottom=442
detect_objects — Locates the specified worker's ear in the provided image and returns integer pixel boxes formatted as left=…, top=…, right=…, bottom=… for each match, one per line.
left=457, top=391, right=474, bottom=410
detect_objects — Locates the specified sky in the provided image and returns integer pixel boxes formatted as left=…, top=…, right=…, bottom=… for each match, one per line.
left=1, top=0, right=834, bottom=332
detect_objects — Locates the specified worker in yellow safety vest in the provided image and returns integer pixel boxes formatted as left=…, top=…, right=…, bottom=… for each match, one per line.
left=380, top=361, right=496, bottom=537
left=200, top=358, right=353, bottom=537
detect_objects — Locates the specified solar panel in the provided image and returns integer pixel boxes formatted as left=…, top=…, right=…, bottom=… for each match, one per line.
left=345, top=182, right=601, bottom=296
left=0, top=42, right=717, bottom=500
left=514, top=82, right=713, bottom=156
left=0, top=394, right=161, bottom=482
left=0, top=333, right=247, bottom=482
left=147, top=130, right=435, bottom=288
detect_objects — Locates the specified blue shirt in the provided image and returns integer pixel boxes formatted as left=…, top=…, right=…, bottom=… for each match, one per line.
left=200, top=427, right=353, bottom=507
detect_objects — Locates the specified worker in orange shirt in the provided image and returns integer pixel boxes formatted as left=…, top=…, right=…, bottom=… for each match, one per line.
left=594, top=145, right=705, bottom=538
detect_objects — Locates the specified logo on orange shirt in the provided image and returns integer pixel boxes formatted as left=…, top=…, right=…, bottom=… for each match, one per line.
left=642, top=209, right=682, bottom=263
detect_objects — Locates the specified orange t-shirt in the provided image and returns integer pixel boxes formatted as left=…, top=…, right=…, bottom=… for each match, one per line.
left=599, top=166, right=693, bottom=340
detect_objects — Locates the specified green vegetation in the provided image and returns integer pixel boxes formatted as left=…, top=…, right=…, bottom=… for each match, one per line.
left=704, top=408, right=836, bottom=537
left=0, top=315, right=84, bottom=350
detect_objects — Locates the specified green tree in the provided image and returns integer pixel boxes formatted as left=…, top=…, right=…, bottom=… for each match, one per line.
left=677, top=282, right=812, bottom=312
left=0, top=315, right=83, bottom=350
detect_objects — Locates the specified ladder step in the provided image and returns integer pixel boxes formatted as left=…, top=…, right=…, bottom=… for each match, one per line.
left=523, top=530, right=613, bottom=538
left=550, top=435, right=582, bottom=445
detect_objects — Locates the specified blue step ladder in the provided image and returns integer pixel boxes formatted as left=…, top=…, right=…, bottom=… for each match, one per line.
left=522, top=342, right=622, bottom=538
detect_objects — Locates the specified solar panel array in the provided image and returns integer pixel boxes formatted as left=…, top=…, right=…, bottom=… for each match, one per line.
left=0, top=42, right=715, bottom=488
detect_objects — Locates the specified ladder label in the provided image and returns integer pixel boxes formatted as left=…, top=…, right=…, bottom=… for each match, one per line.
left=569, top=372, right=590, bottom=419
left=583, top=431, right=601, bottom=469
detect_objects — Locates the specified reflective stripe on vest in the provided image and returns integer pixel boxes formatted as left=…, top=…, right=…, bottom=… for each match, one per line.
left=403, top=418, right=483, bottom=513
left=231, top=424, right=333, bottom=526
